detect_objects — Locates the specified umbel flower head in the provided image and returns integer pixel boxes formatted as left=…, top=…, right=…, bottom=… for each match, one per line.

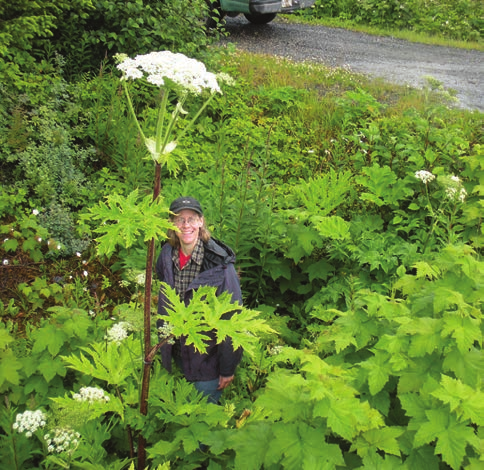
left=12, top=410, right=47, bottom=437
left=116, top=51, right=222, bottom=95
left=73, top=386, right=110, bottom=404
left=441, top=174, right=467, bottom=203
left=105, top=321, right=133, bottom=344
left=44, top=427, right=81, bottom=454
left=415, top=170, right=436, bottom=184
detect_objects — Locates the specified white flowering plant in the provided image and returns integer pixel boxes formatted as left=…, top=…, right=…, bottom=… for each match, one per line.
left=12, top=410, right=47, bottom=438
left=413, top=169, right=469, bottom=250
left=115, top=51, right=225, bottom=168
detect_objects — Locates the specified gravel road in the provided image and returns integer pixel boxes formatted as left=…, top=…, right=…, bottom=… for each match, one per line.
left=220, top=17, right=484, bottom=112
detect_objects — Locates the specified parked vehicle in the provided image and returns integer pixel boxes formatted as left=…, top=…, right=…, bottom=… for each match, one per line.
left=205, top=0, right=315, bottom=27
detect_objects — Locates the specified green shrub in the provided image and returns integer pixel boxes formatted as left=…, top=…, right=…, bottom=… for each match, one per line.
left=311, top=0, right=484, bottom=41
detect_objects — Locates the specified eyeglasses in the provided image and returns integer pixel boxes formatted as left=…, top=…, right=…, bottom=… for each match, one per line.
left=172, top=216, right=201, bottom=227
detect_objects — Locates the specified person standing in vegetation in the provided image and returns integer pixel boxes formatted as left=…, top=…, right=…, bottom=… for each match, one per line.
left=155, top=196, right=243, bottom=404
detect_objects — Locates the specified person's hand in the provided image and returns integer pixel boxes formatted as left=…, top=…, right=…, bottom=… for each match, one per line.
left=217, top=375, right=234, bottom=390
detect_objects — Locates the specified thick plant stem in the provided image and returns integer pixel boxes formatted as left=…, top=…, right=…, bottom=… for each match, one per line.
left=137, top=162, right=162, bottom=470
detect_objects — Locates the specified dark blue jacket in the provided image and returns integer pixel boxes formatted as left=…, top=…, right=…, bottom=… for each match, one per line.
left=155, top=238, right=243, bottom=381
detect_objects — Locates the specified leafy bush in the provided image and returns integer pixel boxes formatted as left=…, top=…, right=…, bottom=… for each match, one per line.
left=310, top=0, right=484, bottom=41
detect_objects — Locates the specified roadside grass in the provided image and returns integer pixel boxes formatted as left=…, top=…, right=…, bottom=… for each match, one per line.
left=222, top=50, right=461, bottom=112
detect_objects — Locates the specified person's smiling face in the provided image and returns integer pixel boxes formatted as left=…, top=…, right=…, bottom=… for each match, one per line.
left=173, top=209, right=203, bottom=254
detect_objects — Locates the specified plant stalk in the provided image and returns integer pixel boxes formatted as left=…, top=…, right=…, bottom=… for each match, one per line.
left=137, top=162, right=162, bottom=470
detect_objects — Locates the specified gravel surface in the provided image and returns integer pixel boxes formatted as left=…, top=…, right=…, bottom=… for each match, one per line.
left=220, top=17, right=484, bottom=112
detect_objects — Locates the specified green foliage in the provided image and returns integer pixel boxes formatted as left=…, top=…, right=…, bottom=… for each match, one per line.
left=83, top=189, right=173, bottom=258
left=56, top=0, right=215, bottom=74
left=311, top=0, right=484, bottom=41
left=0, top=0, right=218, bottom=87
left=161, top=284, right=276, bottom=356
left=0, top=287, right=277, bottom=468
left=1, top=23, right=483, bottom=469
left=306, top=244, right=484, bottom=469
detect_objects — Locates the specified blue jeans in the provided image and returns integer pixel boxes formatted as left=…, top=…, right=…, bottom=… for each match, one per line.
left=193, top=379, right=222, bottom=404
left=173, top=352, right=222, bottom=404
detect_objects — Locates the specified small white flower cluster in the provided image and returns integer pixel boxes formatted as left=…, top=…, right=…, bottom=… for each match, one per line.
left=116, top=51, right=222, bottom=95
left=158, top=323, right=175, bottom=344
left=444, top=175, right=467, bottom=203
left=415, top=170, right=436, bottom=184
left=216, top=72, right=235, bottom=86
left=12, top=410, right=47, bottom=437
left=269, top=345, right=284, bottom=356
left=44, top=427, right=80, bottom=454
left=73, top=386, right=110, bottom=404
left=105, top=321, right=133, bottom=344
left=135, top=272, right=146, bottom=286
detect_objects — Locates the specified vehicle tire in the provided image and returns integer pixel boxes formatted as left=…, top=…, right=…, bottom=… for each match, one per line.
left=243, top=13, right=277, bottom=24
left=205, top=0, right=225, bottom=28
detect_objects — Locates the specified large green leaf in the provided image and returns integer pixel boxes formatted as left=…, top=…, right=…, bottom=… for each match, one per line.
left=0, top=349, right=22, bottom=387
left=265, top=422, right=344, bottom=470
left=31, top=323, right=68, bottom=357
left=414, top=409, right=478, bottom=470
left=311, top=215, right=350, bottom=240
left=84, top=189, right=172, bottom=257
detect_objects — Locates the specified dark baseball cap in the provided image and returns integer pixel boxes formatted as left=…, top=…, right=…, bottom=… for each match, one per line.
left=169, top=196, right=203, bottom=215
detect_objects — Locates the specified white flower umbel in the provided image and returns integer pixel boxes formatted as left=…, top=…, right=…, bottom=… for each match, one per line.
left=105, top=321, right=133, bottom=344
left=415, top=170, right=436, bottom=184
left=44, top=427, right=81, bottom=454
left=115, top=51, right=228, bottom=166
left=269, top=345, right=284, bottom=356
left=117, top=51, right=221, bottom=94
left=12, top=410, right=47, bottom=437
left=73, top=386, right=110, bottom=404
left=158, top=322, right=175, bottom=344
left=442, top=174, right=467, bottom=203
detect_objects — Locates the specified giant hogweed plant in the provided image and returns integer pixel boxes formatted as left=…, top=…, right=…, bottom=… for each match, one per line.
left=76, top=50, right=274, bottom=468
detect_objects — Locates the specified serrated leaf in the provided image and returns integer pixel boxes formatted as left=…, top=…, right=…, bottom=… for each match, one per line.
left=441, top=314, right=481, bottom=353
left=0, top=349, right=22, bottom=387
left=414, top=409, right=476, bottom=470
left=398, top=318, right=444, bottom=357
left=161, top=284, right=276, bottom=357
left=24, top=375, right=49, bottom=396
left=85, top=189, right=172, bottom=257
left=443, top=347, right=484, bottom=387
left=31, top=323, right=68, bottom=356
left=255, top=370, right=311, bottom=422
left=0, top=328, right=13, bottom=350
left=312, top=215, right=351, bottom=240
left=314, top=396, right=369, bottom=441
left=62, top=337, right=141, bottom=385
left=292, top=170, right=353, bottom=216
left=228, top=422, right=273, bottom=470
left=361, top=351, right=391, bottom=395
left=404, top=445, right=441, bottom=470
left=3, top=238, right=19, bottom=251
left=285, top=224, right=321, bottom=263
left=265, top=422, right=344, bottom=470
left=304, top=259, right=334, bottom=282
left=50, top=393, right=125, bottom=421
left=355, top=426, right=405, bottom=457
left=38, top=356, right=66, bottom=382
left=431, top=375, right=484, bottom=425
left=412, top=261, right=441, bottom=280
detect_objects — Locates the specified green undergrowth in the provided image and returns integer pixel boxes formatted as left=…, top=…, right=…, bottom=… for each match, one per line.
left=1, top=39, right=483, bottom=470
